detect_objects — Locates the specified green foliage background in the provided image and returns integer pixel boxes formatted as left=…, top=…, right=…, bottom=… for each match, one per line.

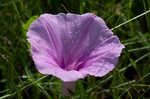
left=0, top=0, right=150, bottom=99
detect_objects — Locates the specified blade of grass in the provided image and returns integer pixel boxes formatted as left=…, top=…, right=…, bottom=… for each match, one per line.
left=0, top=75, right=48, bottom=99
left=111, top=9, right=150, bottom=31
left=87, top=52, right=150, bottom=93
left=128, top=46, right=150, bottom=52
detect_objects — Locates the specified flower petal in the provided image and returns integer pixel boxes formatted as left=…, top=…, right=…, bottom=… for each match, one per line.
left=27, top=13, right=87, bottom=81
left=60, top=13, right=112, bottom=70
left=79, top=36, right=124, bottom=76
left=76, top=15, right=124, bottom=76
left=27, top=13, right=67, bottom=66
left=32, top=54, right=86, bottom=81
left=61, top=13, right=124, bottom=71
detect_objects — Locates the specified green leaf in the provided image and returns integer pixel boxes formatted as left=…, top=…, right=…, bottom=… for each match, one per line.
left=23, top=15, right=39, bottom=35
left=23, top=15, right=39, bottom=50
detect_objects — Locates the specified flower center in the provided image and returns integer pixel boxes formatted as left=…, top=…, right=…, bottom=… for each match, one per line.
left=60, top=60, right=85, bottom=71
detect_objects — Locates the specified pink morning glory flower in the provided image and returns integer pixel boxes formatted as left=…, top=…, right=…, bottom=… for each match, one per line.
left=27, top=13, right=124, bottom=82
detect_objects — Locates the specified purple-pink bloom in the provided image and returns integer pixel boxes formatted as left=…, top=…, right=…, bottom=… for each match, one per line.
left=27, top=13, right=124, bottom=82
